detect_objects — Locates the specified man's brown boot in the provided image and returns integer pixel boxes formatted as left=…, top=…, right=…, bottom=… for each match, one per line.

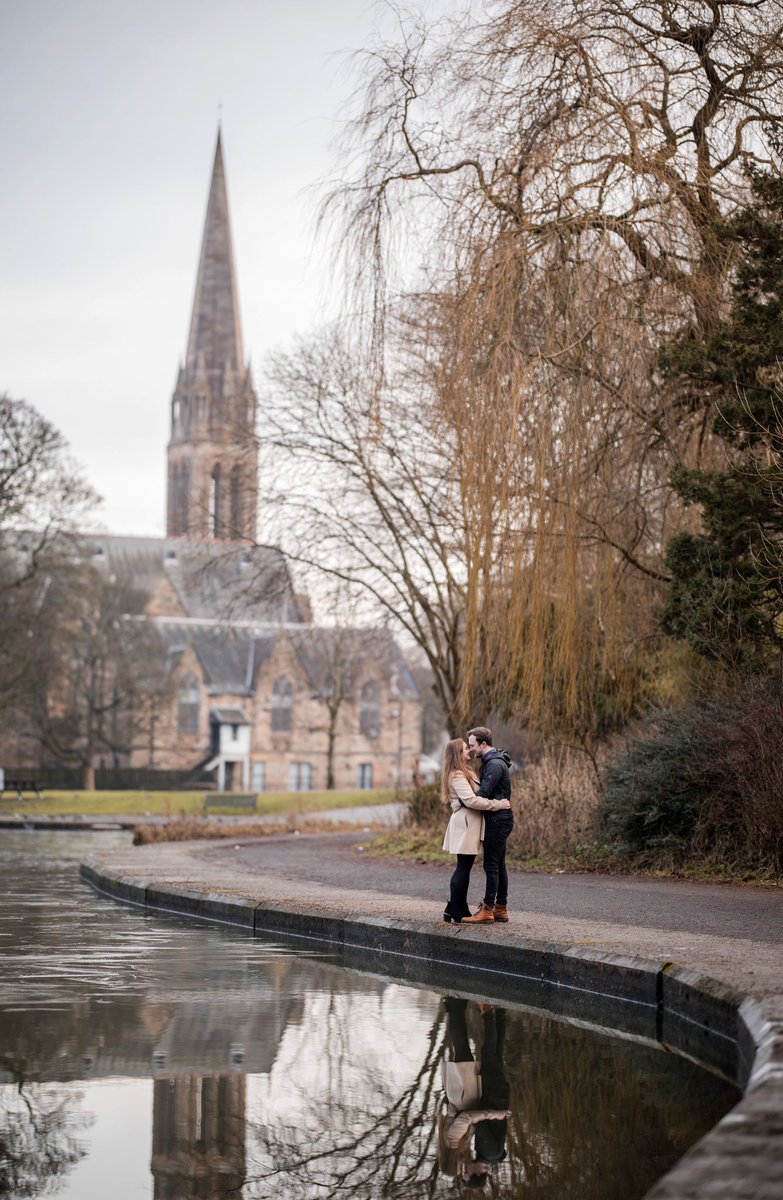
left=493, top=903, right=509, bottom=923
left=462, top=902, right=495, bottom=924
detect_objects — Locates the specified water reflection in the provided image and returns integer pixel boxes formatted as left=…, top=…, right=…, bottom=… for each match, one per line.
left=439, top=999, right=510, bottom=1187
left=0, top=1083, right=92, bottom=1198
left=0, top=832, right=739, bottom=1199
left=152, top=1075, right=245, bottom=1199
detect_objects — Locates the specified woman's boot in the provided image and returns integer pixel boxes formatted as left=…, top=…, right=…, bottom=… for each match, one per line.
left=493, top=903, right=509, bottom=923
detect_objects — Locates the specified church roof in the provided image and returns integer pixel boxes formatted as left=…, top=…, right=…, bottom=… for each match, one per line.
left=288, top=626, right=419, bottom=700
left=185, top=129, right=244, bottom=375
left=153, top=622, right=278, bottom=695
left=86, top=535, right=302, bottom=624
left=148, top=619, right=419, bottom=700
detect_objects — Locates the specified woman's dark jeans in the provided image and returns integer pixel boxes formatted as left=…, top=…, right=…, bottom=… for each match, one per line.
left=447, top=853, right=476, bottom=918
left=445, top=996, right=473, bottom=1061
left=482, top=811, right=514, bottom=908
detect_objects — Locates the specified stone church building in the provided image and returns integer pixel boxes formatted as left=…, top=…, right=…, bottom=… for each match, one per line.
left=41, top=132, right=421, bottom=792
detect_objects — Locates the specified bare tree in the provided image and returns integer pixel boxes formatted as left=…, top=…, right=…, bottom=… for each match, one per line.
left=0, top=395, right=99, bottom=723
left=263, top=326, right=507, bottom=736
left=30, top=573, right=174, bottom=789
left=289, top=620, right=382, bottom=789
left=0, top=393, right=97, bottom=591
left=246, top=999, right=445, bottom=1198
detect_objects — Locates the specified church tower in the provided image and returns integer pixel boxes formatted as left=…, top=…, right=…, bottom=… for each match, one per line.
left=166, top=130, right=258, bottom=541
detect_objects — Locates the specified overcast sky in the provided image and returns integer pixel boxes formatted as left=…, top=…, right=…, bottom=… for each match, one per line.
left=0, top=0, right=438, bottom=535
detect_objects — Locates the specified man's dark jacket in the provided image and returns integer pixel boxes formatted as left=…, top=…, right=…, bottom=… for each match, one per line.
left=475, top=748, right=512, bottom=814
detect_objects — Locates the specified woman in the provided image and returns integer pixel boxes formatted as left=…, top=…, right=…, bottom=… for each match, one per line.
left=441, top=739, right=511, bottom=923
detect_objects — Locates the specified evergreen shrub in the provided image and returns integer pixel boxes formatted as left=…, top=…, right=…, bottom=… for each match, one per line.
left=599, top=681, right=783, bottom=870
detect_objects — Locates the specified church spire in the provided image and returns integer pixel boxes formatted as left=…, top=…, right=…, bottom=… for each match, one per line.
left=166, top=130, right=258, bottom=543
left=185, top=129, right=244, bottom=373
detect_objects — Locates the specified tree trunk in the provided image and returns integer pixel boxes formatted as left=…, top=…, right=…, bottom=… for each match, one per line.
left=82, top=760, right=95, bottom=791
left=326, top=714, right=337, bottom=790
left=147, top=697, right=157, bottom=768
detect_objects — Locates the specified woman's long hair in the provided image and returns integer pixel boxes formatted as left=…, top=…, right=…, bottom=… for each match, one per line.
left=441, top=738, right=478, bottom=805
left=436, top=1111, right=473, bottom=1177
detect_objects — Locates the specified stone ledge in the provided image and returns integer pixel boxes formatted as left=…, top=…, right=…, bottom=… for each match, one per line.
left=80, top=858, right=783, bottom=1200
left=661, top=963, right=745, bottom=1081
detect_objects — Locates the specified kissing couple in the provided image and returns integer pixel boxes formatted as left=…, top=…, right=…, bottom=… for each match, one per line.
left=441, top=726, right=514, bottom=925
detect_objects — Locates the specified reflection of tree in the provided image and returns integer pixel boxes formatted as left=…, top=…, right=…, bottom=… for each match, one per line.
left=244, top=994, right=737, bottom=1200
left=484, top=1010, right=737, bottom=1200
left=246, top=999, right=446, bottom=1198
left=0, top=1081, right=92, bottom=1198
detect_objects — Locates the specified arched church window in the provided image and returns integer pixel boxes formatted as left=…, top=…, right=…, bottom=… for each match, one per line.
left=178, top=463, right=190, bottom=535
left=169, top=464, right=187, bottom=537
left=271, top=677, right=293, bottom=733
left=360, top=681, right=381, bottom=739
left=230, top=465, right=242, bottom=536
left=171, top=466, right=179, bottom=535
left=177, top=673, right=200, bottom=734
left=168, top=466, right=178, bottom=535
left=210, top=463, right=222, bottom=538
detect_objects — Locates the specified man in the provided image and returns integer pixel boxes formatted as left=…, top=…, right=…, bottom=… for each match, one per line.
left=462, top=727, right=514, bottom=924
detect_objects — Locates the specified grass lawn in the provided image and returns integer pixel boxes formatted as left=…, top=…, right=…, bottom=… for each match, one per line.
left=0, top=787, right=397, bottom=817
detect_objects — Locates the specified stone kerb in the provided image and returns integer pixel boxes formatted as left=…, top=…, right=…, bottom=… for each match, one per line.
left=660, top=963, right=747, bottom=1080
left=80, top=857, right=783, bottom=1200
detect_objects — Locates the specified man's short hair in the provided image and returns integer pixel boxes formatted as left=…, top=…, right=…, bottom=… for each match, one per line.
left=467, top=726, right=492, bottom=747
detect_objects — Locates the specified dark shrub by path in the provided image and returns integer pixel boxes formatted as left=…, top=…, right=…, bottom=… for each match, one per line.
left=598, top=681, right=783, bottom=873
left=403, top=782, right=442, bottom=828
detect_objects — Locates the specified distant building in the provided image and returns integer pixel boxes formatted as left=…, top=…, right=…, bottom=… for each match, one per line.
left=78, top=531, right=420, bottom=790
left=2, top=131, right=421, bottom=791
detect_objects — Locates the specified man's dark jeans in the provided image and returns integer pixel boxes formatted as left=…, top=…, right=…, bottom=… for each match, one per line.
left=482, top=811, right=514, bottom=908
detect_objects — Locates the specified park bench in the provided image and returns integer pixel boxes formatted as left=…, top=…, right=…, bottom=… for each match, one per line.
left=0, top=779, right=46, bottom=801
left=203, top=793, right=258, bottom=814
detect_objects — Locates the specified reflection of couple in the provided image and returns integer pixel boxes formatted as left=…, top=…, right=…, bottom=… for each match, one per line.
left=438, top=997, right=510, bottom=1189
left=442, top=727, right=514, bottom=924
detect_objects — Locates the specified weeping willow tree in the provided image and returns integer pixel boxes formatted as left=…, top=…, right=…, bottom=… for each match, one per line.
left=315, top=0, right=783, bottom=737
left=415, top=248, right=684, bottom=737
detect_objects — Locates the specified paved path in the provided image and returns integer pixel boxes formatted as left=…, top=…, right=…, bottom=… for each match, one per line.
left=85, top=829, right=783, bottom=1001
left=222, top=833, right=783, bottom=943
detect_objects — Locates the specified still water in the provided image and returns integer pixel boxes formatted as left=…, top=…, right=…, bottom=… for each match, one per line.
left=0, top=831, right=738, bottom=1199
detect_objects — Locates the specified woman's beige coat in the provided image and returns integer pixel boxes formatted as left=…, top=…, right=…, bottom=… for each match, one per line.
left=441, top=1061, right=508, bottom=1146
left=442, top=773, right=510, bottom=855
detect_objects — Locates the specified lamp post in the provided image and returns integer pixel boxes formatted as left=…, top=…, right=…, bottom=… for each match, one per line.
left=388, top=705, right=404, bottom=788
